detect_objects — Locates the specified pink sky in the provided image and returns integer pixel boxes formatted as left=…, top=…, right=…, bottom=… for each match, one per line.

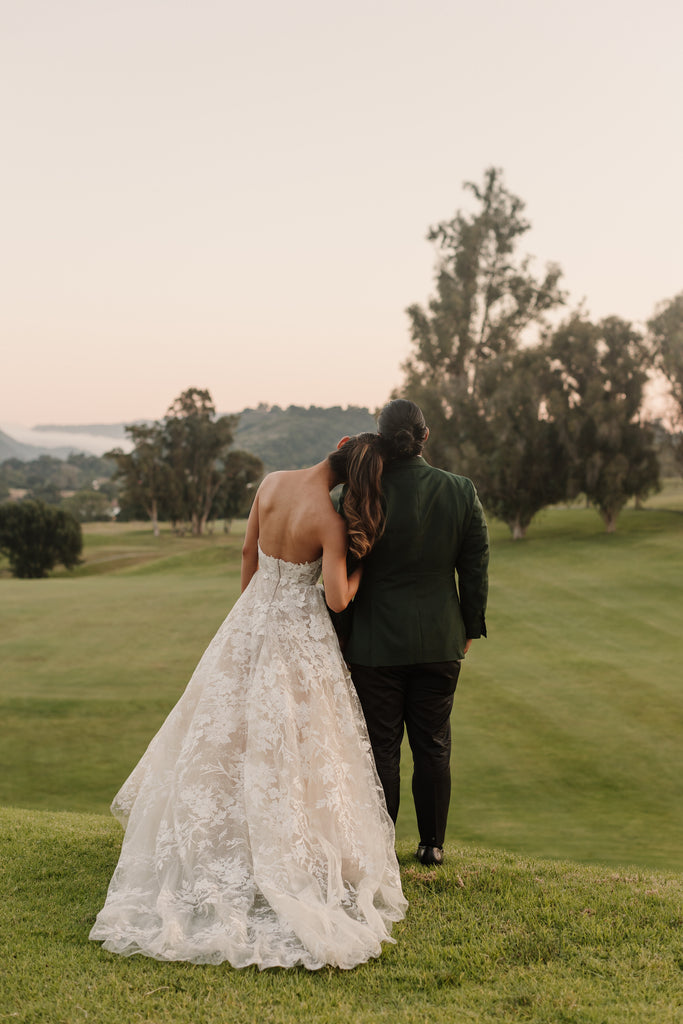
left=2, top=0, right=682, bottom=426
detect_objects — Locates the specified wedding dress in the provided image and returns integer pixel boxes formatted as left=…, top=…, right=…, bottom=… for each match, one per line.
left=90, top=545, right=407, bottom=970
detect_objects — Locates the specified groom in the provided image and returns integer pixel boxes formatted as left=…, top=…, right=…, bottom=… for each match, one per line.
left=337, top=399, right=489, bottom=866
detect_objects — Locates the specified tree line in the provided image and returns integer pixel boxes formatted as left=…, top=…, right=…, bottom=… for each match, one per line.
left=396, top=167, right=683, bottom=537
left=0, top=405, right=377, bottom=510
left=0, top=390, right=263, bottom=576
left=0, top=396, right=378, bottom=574
left=0, top=452, right=117, bottom=517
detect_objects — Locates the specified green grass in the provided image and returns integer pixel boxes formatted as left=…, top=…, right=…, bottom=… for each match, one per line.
left=0, top=526, right=244, bottom=815
left=1, top=805, right=682, bottom=1024
left=453, top=499, right=683, bottom=872
left=1, top=492, right=683, bottom=872
left=2, top=493, right=683, bottom=1022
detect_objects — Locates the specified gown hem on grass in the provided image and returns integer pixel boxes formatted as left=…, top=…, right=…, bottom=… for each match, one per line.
left=89, top=544, right=407, bottom=970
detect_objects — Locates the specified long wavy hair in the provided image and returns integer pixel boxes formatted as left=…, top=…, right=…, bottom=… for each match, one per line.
left=328, top=433, right=385, bottom=560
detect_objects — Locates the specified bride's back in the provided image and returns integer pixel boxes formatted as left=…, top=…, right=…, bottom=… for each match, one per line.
left=255, top=468, right=334, bottom=565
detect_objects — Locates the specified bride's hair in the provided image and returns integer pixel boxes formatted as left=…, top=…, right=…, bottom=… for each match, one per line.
left=328, top=433, right=385, bottom=560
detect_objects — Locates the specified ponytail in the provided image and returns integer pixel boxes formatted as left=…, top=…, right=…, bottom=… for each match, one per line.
left=328, top=433, right=385, bottom=560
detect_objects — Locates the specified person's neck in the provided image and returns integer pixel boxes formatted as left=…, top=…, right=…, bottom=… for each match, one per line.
left=309, top=459, right=338, bottom=491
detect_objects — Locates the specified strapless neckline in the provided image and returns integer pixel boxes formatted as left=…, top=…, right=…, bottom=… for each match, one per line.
left=257, top=542, right=322, bottom=567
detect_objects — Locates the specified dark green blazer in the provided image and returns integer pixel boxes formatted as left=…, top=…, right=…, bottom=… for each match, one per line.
left=340, top=456, right=489, bottom=667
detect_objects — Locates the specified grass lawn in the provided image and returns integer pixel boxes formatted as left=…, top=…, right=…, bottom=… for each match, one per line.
left=1, top=805, right=682, bottom=1024
left=1, top=487, right=683, bottom=874
left=453, top=496, right=683, bottom=871
left=2, top=491, right=683, bottom=1023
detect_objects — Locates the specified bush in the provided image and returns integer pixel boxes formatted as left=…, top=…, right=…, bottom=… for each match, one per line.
left=0, top=500, right=82, bottom=578
left=61, top=489, right=113, bottom=523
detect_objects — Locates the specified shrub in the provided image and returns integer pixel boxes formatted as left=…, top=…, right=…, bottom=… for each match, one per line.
left=0, top=500, right=82, bottom=578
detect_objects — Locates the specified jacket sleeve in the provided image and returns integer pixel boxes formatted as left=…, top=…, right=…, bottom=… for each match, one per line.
left=455, top=481, right=489, bottom=639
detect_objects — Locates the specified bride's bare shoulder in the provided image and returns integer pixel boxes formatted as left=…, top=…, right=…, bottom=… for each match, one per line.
left=259, top=470, right=288, bottom=485
left=257, top=469, right=298, bottom=495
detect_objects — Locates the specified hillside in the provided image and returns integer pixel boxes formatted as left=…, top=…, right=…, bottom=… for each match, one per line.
left=1, top=805, right=681, bottom=1024
left=233, top=404, right=377, bottom=468
left=0, top=427, right=75, bottom=462
left=8, top=405, right=378, bottom=469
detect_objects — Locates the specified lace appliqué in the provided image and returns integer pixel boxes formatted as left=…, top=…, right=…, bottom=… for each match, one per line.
left=90, top=546, right=407, bottom=969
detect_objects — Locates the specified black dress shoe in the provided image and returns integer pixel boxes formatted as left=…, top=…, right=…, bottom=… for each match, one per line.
left=416, top=844, right=444, bottom=866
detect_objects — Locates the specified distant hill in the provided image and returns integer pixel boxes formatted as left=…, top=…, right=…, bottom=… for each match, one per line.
left=8, top=405, right=378, bottom=470
left=233, top=404, right=377, bottom=469
left=0, top=429, right=76, bottom=462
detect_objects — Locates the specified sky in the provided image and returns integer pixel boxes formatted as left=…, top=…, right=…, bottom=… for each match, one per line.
left=2, top=0, right=682, bottom=429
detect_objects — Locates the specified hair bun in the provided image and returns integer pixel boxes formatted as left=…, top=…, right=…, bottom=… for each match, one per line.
left=377, top=399, right=427, bottom=460
left=392, top=428, right=416, bottom=457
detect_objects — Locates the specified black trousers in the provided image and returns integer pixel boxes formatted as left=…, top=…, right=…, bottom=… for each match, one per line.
left=349, top=661, right=461, bottom=848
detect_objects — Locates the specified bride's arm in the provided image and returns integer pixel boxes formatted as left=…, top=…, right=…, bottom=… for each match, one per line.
left=241, top=492, right=260, bottom=591
left=321, top=516, right=362, bottom=613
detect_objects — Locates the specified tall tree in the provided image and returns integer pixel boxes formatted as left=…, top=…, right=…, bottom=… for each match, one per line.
left=212, top=450, right=264, bottom=529
left=106, top=390, right=254, bottom=536
left=470, top=348, right=569, bottom=539
left=163, top=389, right=238, bottom=536
left=398, top=167, right=566, bottom=535
left=547, top=315, right=660, bottom=532
left=403, top=167, right=564, bottom=395
left=106, top=424, right=169, bottom=537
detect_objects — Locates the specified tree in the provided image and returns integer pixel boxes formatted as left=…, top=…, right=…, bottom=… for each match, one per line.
left=0, top=459, right=25, bottom=491
left=0, top=500, right=82, bottom=578
left=547, top=315, right=660, bottom=532
left=402, top=166, right=564, bottom=392
left=23, top=455, right=80, bottom=495
left=107, top=424, right=169, bottom=536
left=397, top=167, right=566, bottom=535
left=0, top=453, right=116, bottom=507
left=163, top=389, right=238, bottom=536
left=468, top=348, right=569, bottom=539
left=62, top=489, right=113, bottom=523
left=106, top=389, right=256, bottom=536
left=648, top=291, right=683, bottom=430
left=650, top=420, right=683, bottom=478
left=212, top=450, right=264, bottom=528
left=26, top=481, right=63, bottom=506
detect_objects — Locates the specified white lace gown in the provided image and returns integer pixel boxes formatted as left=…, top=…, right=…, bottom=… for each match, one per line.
left=90, top=546, right=407, bottom=970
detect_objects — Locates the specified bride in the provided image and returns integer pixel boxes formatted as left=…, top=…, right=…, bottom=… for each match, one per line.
left=90, top=433, right=407, bottom=970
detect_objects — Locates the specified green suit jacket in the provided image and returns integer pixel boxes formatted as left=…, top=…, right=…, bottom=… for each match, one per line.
left=338, top=456, right=489, bottom=667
